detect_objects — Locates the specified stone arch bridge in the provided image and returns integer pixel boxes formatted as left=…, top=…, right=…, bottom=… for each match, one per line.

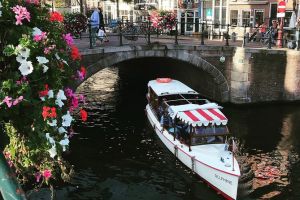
left=77, top=43, right=300, bottom=104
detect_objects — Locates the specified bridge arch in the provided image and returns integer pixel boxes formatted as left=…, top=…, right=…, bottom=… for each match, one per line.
left=78, top=49, right=230, bottom=102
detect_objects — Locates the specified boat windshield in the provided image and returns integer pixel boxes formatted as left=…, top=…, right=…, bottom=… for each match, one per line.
left=160, top=94, right=209, bottom=106
left=191, top=125, right=230, bottom=146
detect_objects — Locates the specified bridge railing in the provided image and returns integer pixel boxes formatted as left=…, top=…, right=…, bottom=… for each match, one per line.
left=79, top=19, right=300, bottom=50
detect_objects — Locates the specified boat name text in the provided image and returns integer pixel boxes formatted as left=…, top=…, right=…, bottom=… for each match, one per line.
left=215, top=174, right=232, bottom=185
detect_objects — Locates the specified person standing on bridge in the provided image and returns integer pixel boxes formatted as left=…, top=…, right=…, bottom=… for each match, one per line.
left=90, top=7, right=100, bottom=47
left=98, top=7, right=109, bottom=43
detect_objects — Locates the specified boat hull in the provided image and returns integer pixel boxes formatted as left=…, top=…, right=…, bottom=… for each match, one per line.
left=146, top=104, right=239, bottom=200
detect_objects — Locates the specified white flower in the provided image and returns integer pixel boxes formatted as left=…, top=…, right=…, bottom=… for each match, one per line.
left=18, top=60, right=33, bottom=76
left=36, top=56, right=49, bottom=64
left=59, top=135, right=69, bottom=151
left=62, top=111, right=73, bottom=127
left=55, top=53, right=60, bottom=60
left=48, top=145, right=57, bottom=158
left=58, top=127, right=67, bottom=134
left=45, top=133, right=55, bottom=145
left=48, top=90, right=54, bottom=98
left=42, top=65, right=48, bottom=73
left=62, top=59, right=69, bottom=66
left=32, top=27, right=42, bottom=37
left=55, top=53, right=68, bottom=66
left=57, top=90, right=67, bottom=100
left=55, top=99, right=64, bottom=107
left=16, top=55, right=26, bottom=63
left=47, top=119, right=57, bottom=127
left=40, top=97, right=45, bottom=101
left=19, top=47, right=30, bottom=59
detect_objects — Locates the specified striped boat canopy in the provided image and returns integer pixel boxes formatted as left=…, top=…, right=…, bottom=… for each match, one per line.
left=168, top=103, right=228, bottom=127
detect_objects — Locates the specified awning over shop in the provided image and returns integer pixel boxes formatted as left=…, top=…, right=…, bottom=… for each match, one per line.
left=168, top=103, right=228, bottom=127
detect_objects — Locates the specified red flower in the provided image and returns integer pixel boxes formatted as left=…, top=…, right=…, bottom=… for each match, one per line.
left=71, top=45, right=81, bottom=61
left=42, top=106, right=50, bottom=120
left=42, top=106, right=57, bottom=120
left=49, top=107, right=57, bottom=118
left=49, top=11, right=64, bottom=22
left=80, top=66, right=86, bottom=77
left=80, top=109, right=87, bottom=121
left=39, top=84, right=49, bottom=97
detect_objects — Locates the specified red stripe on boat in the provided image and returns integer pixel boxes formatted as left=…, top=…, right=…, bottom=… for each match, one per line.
left=208, top=109, right=227, bottom=120
left=183, top=111, right=198, bottom=121
left=196, top=109, right=214, bottom=121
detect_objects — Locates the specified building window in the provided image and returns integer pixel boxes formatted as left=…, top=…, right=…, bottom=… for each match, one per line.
left=242, top=11, right=250, bottom=27
left=203, top=1, right=212, bottom=21
left=186, top=11, right=194, bottom=31
left=214, top=0, right=227, bottom=28
left=230, top=10, right=238, bottom=26
left=284, top=11, right=293, bottom=27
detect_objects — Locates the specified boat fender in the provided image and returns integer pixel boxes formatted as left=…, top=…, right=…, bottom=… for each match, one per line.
left=174, top=145, right=178, bottom=157
left=191, top=156, right=196, bottom=172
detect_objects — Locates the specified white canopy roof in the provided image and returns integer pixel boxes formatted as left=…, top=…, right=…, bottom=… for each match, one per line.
left=168, top=103, right=228, bottom=127
left=148, top=79, right=198, bottom=96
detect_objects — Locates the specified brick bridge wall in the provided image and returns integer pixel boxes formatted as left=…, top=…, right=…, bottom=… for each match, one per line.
left=78, top=44, right=300, bottom=104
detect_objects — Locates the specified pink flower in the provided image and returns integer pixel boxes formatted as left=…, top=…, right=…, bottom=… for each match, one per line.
left=44, top=45, right=56, bottom=54
left=26, top=0, right=40, bottom=5
left=35, top=172, right=42, bottom=182
left=63, top=33, right=74, bottom=46
left=71, top=96, right=78, bottom=108
left=12, top=5, right=31, bottom=25
left=42, top=169, right=52, bottom=180
left=77, top=70, right=84, bottom=81
left=79, top=94, right=86, bottom=104
left=34, top=32, right=47, bottom=42
left=2, top=96, right=12, bottom=108
left=16, top=76, right=29, bottom=85
left=13, top=96, right=24, bottom=106
left=65, top=88, right=74, bottom=98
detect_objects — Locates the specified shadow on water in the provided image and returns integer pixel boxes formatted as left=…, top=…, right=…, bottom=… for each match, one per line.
left=28, top=57, right=300, bottom=200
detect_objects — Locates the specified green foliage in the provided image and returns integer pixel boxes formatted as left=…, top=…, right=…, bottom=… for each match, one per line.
left=0, top=0, right=86, bottom=188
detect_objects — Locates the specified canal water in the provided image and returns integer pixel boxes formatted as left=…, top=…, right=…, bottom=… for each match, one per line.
left=32, top=58, right=300, bottom=200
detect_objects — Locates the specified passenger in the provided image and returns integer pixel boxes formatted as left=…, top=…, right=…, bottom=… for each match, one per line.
left=160, top=111, right=171, bottom=130
left=157, top=104, right=163, bottom=119
left=176, top=121, right=188, bottom=143
left=195, top=126, right=205, bottom=135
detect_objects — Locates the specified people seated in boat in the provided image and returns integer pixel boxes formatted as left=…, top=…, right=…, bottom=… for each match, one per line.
left=157, top=98, right=167, bottom=119
left=157, top=104, right=163, bottom=119
left=160, top=111, right=172, bottom=130
left=195, top=126, right=206, bottom=135
left=176, top=120, right=189, bottom=143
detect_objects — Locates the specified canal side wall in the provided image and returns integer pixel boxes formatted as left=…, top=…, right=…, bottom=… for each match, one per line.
left=79, top=45, right=300, bottom=104
left=228, top=48, right=300, bottom=104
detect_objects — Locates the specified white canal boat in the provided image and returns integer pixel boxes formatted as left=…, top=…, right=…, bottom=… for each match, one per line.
left=145, top=78, right=240, bottom=200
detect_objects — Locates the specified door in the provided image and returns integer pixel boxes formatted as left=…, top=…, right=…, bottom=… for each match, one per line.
left=270, top=3, right=278, bottom=26
left=195, top=17, right=199, bottom=32
left=254, top=10, right=264, bottom=25
left=181, top=12, right=185, bottom=35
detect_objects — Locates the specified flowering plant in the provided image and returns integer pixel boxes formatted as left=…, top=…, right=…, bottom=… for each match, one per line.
left=64, top=13, right=88, bottom=38
left=0, top=0, right=87, bottom=187
left=150, top=10, right=176, bottom=31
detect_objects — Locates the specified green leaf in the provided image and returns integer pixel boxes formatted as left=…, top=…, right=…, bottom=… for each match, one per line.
left=3, top=45, right=15, bottom=56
